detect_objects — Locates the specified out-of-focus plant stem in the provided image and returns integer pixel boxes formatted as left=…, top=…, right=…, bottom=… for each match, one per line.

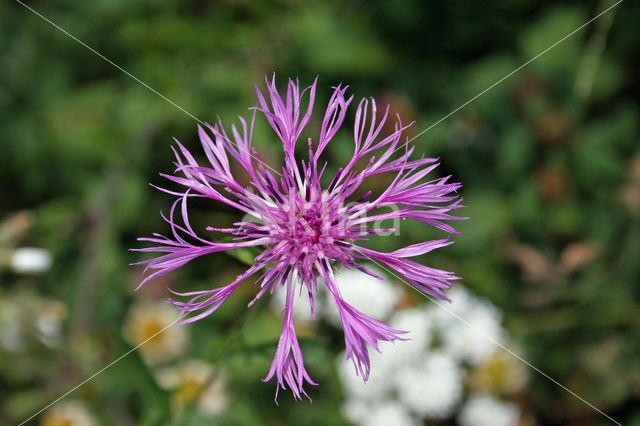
left=573, top=0, right=617, bottom=105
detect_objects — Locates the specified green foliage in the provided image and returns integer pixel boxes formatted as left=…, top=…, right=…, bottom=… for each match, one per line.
left=1, top=0, right=639, bottom=425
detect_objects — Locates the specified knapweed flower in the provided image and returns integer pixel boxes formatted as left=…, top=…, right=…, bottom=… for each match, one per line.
left=135, top=75, right=464, bottom=401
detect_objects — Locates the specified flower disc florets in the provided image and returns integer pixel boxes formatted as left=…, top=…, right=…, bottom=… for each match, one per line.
left=273, top=191, right=342, bottom=261
left=134, top=75, right=465, bottom=402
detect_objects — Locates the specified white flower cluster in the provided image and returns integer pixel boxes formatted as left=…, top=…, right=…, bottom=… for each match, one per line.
left=323, top=267, right=401, bottom=326
left=432, top=286, right=507, bottom=365
left=267, top=266, right=523, bottom=425
left=325, top=269, right=522, bottom=426
left=269, top=266, right=400, bottom=324
left=337, top=312, right=465, bottom=424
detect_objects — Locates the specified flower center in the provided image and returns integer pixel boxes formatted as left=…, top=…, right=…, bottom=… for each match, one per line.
left=270, top=192, right=347, bottom=266
left=292, top=206, right=325, bottom=243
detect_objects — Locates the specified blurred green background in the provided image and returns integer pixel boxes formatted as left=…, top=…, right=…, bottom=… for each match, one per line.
left=1, top=0, right=639, bottom=425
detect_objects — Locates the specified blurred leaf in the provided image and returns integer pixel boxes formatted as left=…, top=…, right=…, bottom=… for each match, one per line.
left=463, top=54, right=517, bottom=117
left=496, top=125, right=535, bottom=184
left=225, top=246, right=261, bottom=266
left=519, top=6, right=584, bottom=77
left=2, top=389, right=50, bottom=421
left=291, top=5, right=391, bottom=75
left=571, top=106, right=637, bottom=190
left=589, top=56, right=624, bottom=101
left=451, top=190, right=510, bottom=253
left=240, top=310, right=282, bottom=349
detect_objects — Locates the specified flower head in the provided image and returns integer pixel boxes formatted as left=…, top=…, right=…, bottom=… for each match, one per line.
left=135, top=75, right=465, bottom=400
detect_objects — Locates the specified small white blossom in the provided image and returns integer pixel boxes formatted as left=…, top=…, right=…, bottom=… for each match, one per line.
left=458, top=395, right=520, bottom=426
left=342, top=399, right=370, bottom=424
left=325, top=267, right=400, bottom=326
left=337, top=350, right=393, bottom=401
left=198, top=375, right=228, bottom=418
left=396, top=351, right=464, bottom=419
left=270, top=281, right=320, bottom=321
left=385, top=308, right=434, bottom=364
left=435, top=287, right=505, bottom=365
left=362, top=402, right=417, bottom=426
left=11, top=247, right=52, bottom=274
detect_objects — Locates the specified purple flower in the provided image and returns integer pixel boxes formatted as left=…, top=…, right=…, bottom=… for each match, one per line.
left=134, top=75, right=465, bottom=401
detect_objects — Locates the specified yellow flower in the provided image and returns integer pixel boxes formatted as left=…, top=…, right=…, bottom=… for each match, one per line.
left=40, top=401, right=95, bottom=426
left=467, top=350, right=528, bottom=396
left=155, top=359, right=228, bottom=417
left=122, top=301, right=188, bottom=365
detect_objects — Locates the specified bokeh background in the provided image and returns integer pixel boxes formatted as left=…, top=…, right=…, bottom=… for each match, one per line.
left=2, top=0, right=639, bottom=425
